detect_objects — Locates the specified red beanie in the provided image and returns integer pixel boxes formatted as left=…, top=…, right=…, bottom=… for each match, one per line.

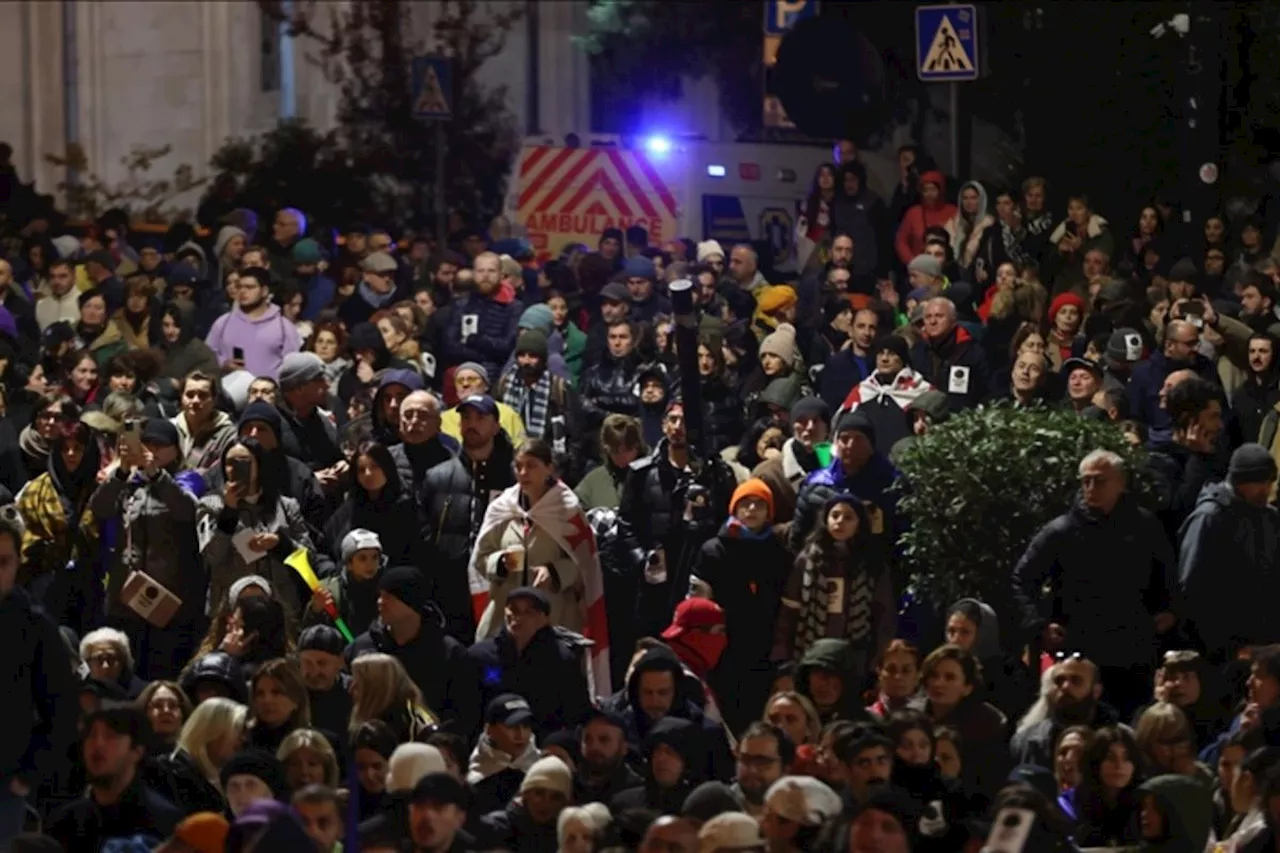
left=1049, top=292, right=1086, bottom=323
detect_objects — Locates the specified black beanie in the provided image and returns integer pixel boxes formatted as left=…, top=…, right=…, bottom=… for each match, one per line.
left=1228, top=442, right=1278, bottom=485
left=239, top=401, right=283, bottom=441
left=298, top=624, right=346, bottom=656
left=140, top=418, right=180, bottom=448
left=219, top=749, right=287, bottom=799
left=681, top=780, right=744, bottom=822
left=872, top=334, right=911, bottom=367
left=379, top=565, right=430, bottom=613
left=833, top=409, right=876, bottom=444
left=791, top=395, right=831, bottom=426
left=516, top=329, right=549, bottom=358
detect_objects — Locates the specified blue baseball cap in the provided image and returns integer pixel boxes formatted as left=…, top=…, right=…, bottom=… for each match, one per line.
left=457, top=394, right=498, bottom=417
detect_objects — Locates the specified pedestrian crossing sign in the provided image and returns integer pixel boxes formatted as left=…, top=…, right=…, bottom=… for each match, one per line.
left=412, top=55, right=453, bottom=120
left=916, top=5, right=980, bottom=81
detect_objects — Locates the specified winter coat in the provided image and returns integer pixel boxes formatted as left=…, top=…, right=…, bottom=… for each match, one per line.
left=466, top=626, right=593, bottom=741
left=467, top=736, right=537, bottom=817
left=473, top=512, right=585, bottom=640
left=1127, top=351, right=1220, bottom=444
left=278, top=401, right=343, bottom=472
left=1146, top=440, right=1228, bottom=546
left=751, top=438, right=821, bottom=526
left=579, top=351, right=644, bottom=430
left=617, top=440, right=739, bottom=640
left=833, top=189, right=887, bottom=277
left=909, top=324, right=992, bottom=412
left=794, top=638, right=876, bottom=725
left=618, top=648, right=734, bottom=783
left=1010, top=703, right=1125, bottom=769
left=45, top=776, right=182, bottom=853
left=895, top=178, right=958, bottom=265
left=1235, top=377, right=1280, bottom=447
left=700, top=375, right=743, bottom=455
left=324, top=479, right=423, bottom=571
left=90, top=466, right=206, bottom=626
left=788, top=453, right=899, bottom=553
left=158, top=299, right=219, bottom=384
left=196, top=492, right=320, bottom=621
left=444, top=289, right=524, bottom=381
left=1178, top=481, right=1280, bottom=656
left=926, top=694, right=1009, bottom=802
left=17, top=465, right=101, bottom=632
left=439, top=401, right=528, bottom=447
left=837, top=367, right=934, bottom=455
left=85, top=321, right=128, bottom=369
left=574, top=461, right=628, bottom=510
left=154, top=748, right=224, bottom=816
left=0, top=587, right=77, bottom=791
left=418, top=435, right=517, bottom=644
left=557, top=321, right=588, bottom=386
left=1011, top=492, right=1175, bottom=668
left=170, top=411, right=237, bottom=475
left=347, top=614, right=481, bottom=737
left=479, top=802, right=557, bottom=853
left=205, top=303, right=301, bottom=379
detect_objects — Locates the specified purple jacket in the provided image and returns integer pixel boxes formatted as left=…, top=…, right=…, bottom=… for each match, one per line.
left=206, top=304, right=301, bottom=379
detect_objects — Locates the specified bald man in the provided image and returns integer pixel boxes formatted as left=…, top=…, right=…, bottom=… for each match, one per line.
left=1128, top=317, right=1219, bottom=444
left=391, top=390, right=457, bottom=492
left=639, top=817, right=699, bottom=853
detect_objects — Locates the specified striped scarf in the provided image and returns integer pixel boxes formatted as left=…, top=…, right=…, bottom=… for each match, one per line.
left=794, top=547, right=874, bottom=661
left=503, top=371, right=551, bottom=437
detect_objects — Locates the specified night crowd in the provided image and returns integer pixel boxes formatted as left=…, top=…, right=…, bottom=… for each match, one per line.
left=2, top=137, right=1280, bottom=853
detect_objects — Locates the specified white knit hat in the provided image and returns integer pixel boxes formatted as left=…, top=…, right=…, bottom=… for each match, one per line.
left=519, top=755, right=573, bottom=798
left=697, top=240, right=726, bottom=263
left=698, top=813, right=765, bottom=853
left=764, top=776, right=843, bottom=827
left=386, top=743, right=447, bottom=793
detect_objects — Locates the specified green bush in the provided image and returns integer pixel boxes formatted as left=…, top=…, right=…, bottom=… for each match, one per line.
left=893, top=405, right=1151, bottom=608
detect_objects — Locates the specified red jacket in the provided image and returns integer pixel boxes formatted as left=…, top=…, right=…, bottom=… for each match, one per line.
left=895, top=171, right=957, bottom=265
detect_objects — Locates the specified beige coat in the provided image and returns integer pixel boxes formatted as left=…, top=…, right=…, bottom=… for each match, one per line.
left=474, top=517, right=582, bottom=640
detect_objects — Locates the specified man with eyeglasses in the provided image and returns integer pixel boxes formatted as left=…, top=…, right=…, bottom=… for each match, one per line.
left=1009, top=654, right=1116, bottom=768
left=1012, top=448, right=1175, bottom=718
left=205, top=265, right=301, bottom=378
left=1128, top=318, right=1220, bottom=444
left=731, top=723, right=792, bottom=818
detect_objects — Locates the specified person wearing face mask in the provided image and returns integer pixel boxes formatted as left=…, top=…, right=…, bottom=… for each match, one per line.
left=157, top=301, right=219, bottom=390
left=835, top=336, right=933, bottom=456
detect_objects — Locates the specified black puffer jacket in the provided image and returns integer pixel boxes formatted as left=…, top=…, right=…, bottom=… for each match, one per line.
left=466, top=625, right=593, bottom=741
left=617, top=440, right=738, bottom=639
left=579, top=351, right=643, bottom=431
left=699, top=374, right=743, bottom=454
left=418, top=434, right=517, bottom=644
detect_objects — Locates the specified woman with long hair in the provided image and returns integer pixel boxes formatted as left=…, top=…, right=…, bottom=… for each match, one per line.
left=63, top=349, right=102, bottom=406
left=771, top=494, right=895, bottom=670
left=163, top=696, right=247, bottom=814
left=278, top=728, right=341, bottom=792
left=348, top=652, right=437, bottom=744
left=214, top=594, right=296, bottom=682
left=324, top=440, right=420, bottom=569
left=1064, top=725, right=1142, bottom=847
left=138, top=681, right=193, bottom=754
left=801, top=164, right=840, bottom=248
left=197, top=437, right=320, bottom=621
left=245, top=657, right=311, bottom=754
left=471, top=439, right=607, bottom=662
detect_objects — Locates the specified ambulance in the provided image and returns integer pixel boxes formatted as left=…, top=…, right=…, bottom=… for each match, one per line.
left=505, top=134, right=838, bottom=272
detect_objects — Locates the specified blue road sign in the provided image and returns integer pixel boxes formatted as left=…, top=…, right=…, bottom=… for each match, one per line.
left=412, top=55, right=453, bottom=120
left=916, top=5, right=979, bottom=82
left=765, top=0, right=819, bottom=36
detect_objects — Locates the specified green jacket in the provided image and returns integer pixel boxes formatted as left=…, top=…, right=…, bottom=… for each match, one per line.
left=559, top=321, right=587, bottom=388
left=574, top=463, right=626, bottom=510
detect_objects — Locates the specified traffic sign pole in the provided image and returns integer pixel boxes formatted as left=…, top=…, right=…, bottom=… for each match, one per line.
left=412, top=55, right=454, bottom=250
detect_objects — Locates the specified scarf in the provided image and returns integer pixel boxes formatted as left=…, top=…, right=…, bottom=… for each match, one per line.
left=1001, top=220, right=1031, bottom=265
left=357, top=279, right=396, bottom=310
left=1025, top=210, right=1055, bottom=237
left=794, top=546, right=874, bottom=660
left=720, top=517, right=773, bottom=541
left=503, top=371, right=551, bottom=437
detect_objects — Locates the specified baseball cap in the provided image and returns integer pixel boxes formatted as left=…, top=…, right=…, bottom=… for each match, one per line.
left=456, top=394, right=498, bottom=417
left=485, top=693, right=536, bottom=727
left=1062, top=357, right=1103, bottom=378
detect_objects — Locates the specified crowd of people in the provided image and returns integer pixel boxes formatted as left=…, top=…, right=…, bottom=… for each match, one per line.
left=1, top=136, right=1280, bottom=853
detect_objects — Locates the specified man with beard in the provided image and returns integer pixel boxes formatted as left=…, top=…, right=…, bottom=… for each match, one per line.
left=391, top=391, right=457, bottom=495
left=1239, top=274, right=1280, bottom=339
left=494, top=330, right=580, bottom=478
left=574, top=710, right=643, bottom=805
left=798, top=234, right=867, bottom=328
left=206, top=266, right=302, bottom=378
left=580, top=320, right=644, bottom=437
left=419, top=395, right=516, bottom=644
left=1009, top=655, right=1117, bottom=767
left=819, top=308, right=878, bottom=411
left=618, top=401, right=737, bottom=641
left=444, top=251, right=523, bottom=382
left=731, top=723, right=792, bottom=818
left=1235, top=332, right=1280, bottom=444
left=298, top=625, right=353, bottom=737
left=277, top=351, right=345, bottom=482
left=1128, top=318, right=1221, bottom=444
left=45, top=704, right=183, bottom=851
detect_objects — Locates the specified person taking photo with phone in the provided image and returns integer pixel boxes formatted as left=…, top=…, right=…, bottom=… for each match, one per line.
left=90, top=418, right=207, bottom=680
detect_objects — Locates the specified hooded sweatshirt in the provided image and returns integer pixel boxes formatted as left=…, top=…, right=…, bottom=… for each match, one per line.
left=159, top=298, right=220, bottom=383
left=205, top=302, right=302, bottom=379
left=895, top=171, right=958, bottom=265
left=1137, top=775, right=1214, bottom=853
left=795, top=639, right=873, bottom=724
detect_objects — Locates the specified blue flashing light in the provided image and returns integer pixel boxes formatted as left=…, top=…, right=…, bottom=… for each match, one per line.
left=707, top=164, right=726, bottom=178
left=644, top=135, right=672, bottom=155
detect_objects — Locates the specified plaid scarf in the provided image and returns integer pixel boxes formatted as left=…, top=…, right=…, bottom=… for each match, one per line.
left=502, top=371, right=552, bottom=437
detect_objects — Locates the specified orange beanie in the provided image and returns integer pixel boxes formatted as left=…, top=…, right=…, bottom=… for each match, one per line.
left=731, top=478, right=775, bottom=521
